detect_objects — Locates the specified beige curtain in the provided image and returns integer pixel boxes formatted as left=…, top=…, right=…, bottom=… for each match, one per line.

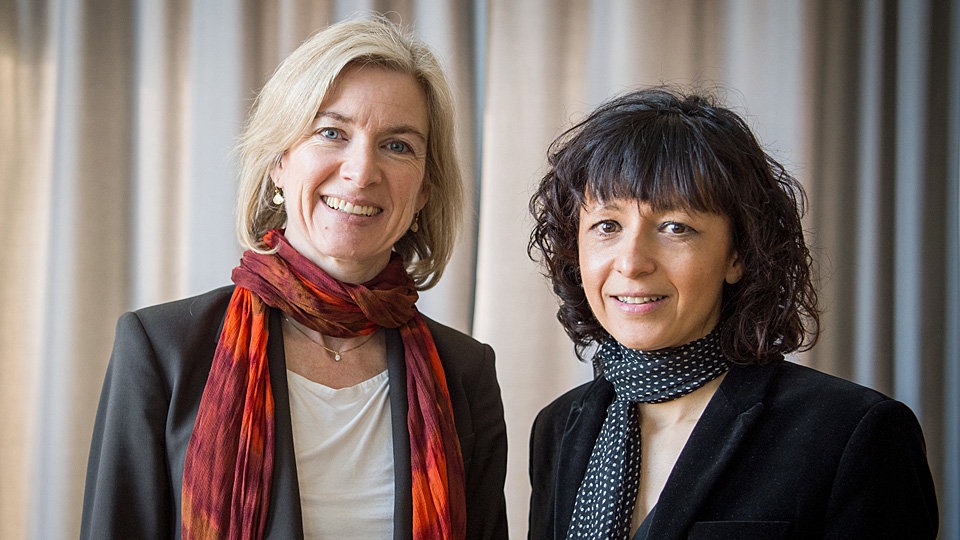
left=1, top=1, right=956, bottom=538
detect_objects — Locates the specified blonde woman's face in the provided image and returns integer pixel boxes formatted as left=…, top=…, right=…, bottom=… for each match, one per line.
left=271, top=66, right=429, bottom=284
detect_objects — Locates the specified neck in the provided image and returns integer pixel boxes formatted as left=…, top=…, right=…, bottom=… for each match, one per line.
left=600, top=327, right=728, bottom=405
left=285, top=234, right=390, bottom=285
left=284, top=316, right=374, bottom=353
left=638, top=372, right=726, bottom=428
left=315, top=255, right=387, bottom=284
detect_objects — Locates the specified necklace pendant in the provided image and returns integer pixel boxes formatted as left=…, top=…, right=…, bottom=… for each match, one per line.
left=334, top=353, right=342, bottom=362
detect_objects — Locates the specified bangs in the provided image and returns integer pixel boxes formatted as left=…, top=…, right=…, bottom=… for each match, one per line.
left=579, top=113, right=730, bottom=214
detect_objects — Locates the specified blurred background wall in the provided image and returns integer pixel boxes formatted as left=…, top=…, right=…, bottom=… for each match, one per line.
left=1, top=0, right=957, bottom=537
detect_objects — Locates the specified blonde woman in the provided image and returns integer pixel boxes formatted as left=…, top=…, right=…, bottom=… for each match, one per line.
left=82, top=17, right=507, bottom=539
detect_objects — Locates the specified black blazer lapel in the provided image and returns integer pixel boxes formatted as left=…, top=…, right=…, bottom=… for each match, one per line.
left=385, top=328, right=414, bottom=540
left=645, top=364, right=775, bottom=540
left=553, top=378, right=615, bottom=538
left=264, top=308, right=306, bottom=539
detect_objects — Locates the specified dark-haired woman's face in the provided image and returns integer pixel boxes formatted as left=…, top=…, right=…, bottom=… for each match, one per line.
left=578, top=195, right=743, bottom=351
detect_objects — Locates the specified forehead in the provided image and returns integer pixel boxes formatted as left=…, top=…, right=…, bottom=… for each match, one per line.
left=318, top=65, right=429, bottom=132
left=579, top=192, right=731, bottom=225
left=581, top=192, right=681, bottom=213
left=582, top=180, right=706, bottom=214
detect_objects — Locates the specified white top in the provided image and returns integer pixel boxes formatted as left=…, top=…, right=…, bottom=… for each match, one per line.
left=287, top=369, right=394, bottom=539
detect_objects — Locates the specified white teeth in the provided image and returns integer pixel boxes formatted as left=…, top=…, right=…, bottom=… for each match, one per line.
left=616, top=295, right=665, bottom=304
left=323, top=196, right=381, bottom=216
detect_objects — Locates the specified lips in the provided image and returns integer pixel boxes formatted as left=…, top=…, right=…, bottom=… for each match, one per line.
left=322, top=195, right=382, bottom=216
left=615, top=295, right=667, bottom=304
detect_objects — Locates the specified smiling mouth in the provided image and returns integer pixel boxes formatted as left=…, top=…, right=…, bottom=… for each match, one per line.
left=322, top=196, right=382, bottom=216
left=616, top=295, right=667, bottom=304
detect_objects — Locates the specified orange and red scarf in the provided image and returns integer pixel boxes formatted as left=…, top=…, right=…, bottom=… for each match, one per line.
left=181, top=229, right=465, bottom=539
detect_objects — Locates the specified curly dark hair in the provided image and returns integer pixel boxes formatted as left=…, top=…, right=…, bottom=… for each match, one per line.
left=528, top=87, right=820, bottom=364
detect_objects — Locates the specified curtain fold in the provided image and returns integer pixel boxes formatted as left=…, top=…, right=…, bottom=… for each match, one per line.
left=1, top=1, right=956, bottom=538
left=475, top=3, right=596, bottom=536
left=805, top=3, right=958, bottom=536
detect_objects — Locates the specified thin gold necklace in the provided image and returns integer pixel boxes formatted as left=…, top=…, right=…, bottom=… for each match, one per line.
left=283, top=317, right=378, bottom=362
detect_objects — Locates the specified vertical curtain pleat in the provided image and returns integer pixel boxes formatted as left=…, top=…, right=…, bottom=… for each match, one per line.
left=0, top=1, right=50, bottom=536
left=20, top=1, right=135, bottom=538
left=475, top=2, right=596, bottom=534
left=410, top=0, right=481, bottom=333
left=805, top=1, right=958, bottom=535
left=132, top=0, right=190, bottom=307
left=893, top=0, right=930, bottom=412
left=944, top=1, right=960, bottom=535
left=1, top=1, right=956, bottom=538
left=852, top=0, right=890, bottom=393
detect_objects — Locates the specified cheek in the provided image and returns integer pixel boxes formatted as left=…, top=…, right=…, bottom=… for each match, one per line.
left=679, top=261, right=729, bottom=308
left=287, top=147, right=334, bottom=184
left=577, top=252, right=605, bottom=306
left=393, top=166, right=428, bottom=203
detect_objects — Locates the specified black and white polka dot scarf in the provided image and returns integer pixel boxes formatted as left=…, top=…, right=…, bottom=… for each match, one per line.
left=566, top=329, right=728, bottom=539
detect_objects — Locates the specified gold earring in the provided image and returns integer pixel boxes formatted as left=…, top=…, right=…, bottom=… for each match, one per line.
left=273, top=187, right=284, bottom=205
left=410, top=212, right=420, bottom=233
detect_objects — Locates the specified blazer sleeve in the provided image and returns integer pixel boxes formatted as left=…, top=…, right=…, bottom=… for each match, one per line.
left=823, top=399, right=939, bottom=539
left=463, top=342, right=509, bottom=540
left=80, top=312, right=174, bottom=539
left=528, top=402, right=564, bottom=539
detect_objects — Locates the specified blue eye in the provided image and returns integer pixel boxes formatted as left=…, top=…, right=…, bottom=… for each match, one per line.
left=386, top=140, right=410, bottom=153
left=318, top=128, right=341, bottom=139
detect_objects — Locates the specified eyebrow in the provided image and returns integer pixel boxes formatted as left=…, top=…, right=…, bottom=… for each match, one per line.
left=315, top=111, right=428, bottom=145
left=582, top=196, right=626, bottom=212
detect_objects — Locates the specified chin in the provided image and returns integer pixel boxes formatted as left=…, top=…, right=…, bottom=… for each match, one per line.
left=610, top=327, right=667, bottom=351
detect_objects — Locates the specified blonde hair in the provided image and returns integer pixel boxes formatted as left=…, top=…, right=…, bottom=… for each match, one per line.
left=235, top=15, right=463, bottom=290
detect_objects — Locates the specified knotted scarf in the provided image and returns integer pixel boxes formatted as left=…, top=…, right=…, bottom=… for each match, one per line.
left=567, top=329, right=728, bottom=539
left=182, top=229, right=466, bottom=539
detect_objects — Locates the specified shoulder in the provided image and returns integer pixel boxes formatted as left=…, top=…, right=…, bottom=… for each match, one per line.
left=532, top=378, right=611, bottom=444
left=536, top=379, right=603, bottom=421
left=763, top=360, right=894, bottom=413
left=725, top=360, right=923, bottom=444
left=422, top=315, right=487, bottom=354
left=421, top=314, right=495, bottom=380
left=125, top=285, right=235, bottom=330
left=776, top=361, right=925, bottom=440
left=758, top=363, right=937, bottom=535
left=114, top=286, right=235, bottom=349
left=109, top=286, right=235, bottom=381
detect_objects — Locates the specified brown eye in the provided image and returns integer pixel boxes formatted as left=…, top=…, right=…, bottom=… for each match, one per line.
left=596, top=221, right=620, bottom=234
left=659, top=222, right=693, bottom=235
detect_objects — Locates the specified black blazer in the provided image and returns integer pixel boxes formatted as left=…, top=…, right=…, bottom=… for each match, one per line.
left=529, top=360, right=938, bottom=539
left=81, top=286, right=509, bottom=539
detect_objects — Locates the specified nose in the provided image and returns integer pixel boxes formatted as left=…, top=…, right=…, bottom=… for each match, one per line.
left=340, top=140, right=380, bottom=187
left=613, top=233, right=656, bottom=277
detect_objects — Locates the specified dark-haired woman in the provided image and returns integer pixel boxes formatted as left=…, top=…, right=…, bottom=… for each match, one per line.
left=527, top=88, right=938, bottom=539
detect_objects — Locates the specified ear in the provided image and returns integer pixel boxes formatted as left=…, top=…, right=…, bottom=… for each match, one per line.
left=269, top=153, right=286, bottom=188
left=416, top=178, right=430, bottom=211
left=725, top=251, right=745, bottom=285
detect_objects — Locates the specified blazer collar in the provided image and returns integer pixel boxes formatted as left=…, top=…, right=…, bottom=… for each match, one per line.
left=264, top=308, right=306, bottom=539
left=553, top=362, right=778, bottom=539
left=553, top=377, right=615, bottom=536
left=385, top=328, right=414, bottom=540
left=645, top=362, right=777, bottom=540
